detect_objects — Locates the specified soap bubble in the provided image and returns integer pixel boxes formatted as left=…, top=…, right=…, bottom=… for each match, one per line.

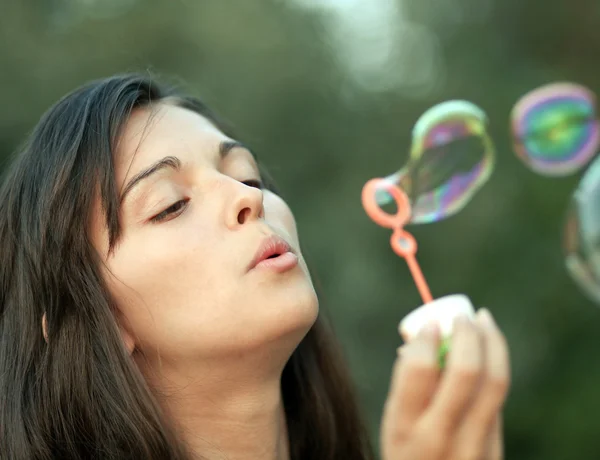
left=511, top=82, right=599, bottom=176
left=376, top=100, right=495, bottom=224
left=564, top=154, right=600, bottom=302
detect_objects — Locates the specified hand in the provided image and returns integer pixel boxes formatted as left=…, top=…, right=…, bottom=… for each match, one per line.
left=380, top=309, right=510, bottom=460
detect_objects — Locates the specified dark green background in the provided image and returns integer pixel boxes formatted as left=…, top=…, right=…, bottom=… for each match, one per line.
left=2, top=1, right=600, bottom=458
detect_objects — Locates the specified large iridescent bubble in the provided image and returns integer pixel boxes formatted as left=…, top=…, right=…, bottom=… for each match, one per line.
left=376, top=100, right=495, bottom=224
left=511, top=82, right=599, bottom=176
left=564, top=154, right=600, bottom=302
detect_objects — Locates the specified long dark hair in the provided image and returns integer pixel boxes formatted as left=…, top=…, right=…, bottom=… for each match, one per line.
left=0, top=74, right=375, bottom=459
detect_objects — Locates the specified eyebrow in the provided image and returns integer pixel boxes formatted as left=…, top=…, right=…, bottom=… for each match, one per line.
left=120, top=140, right=251, bottom=204
left=220, top=140, right=248, bottom=158
left=120, top=156, right=181, bottom=204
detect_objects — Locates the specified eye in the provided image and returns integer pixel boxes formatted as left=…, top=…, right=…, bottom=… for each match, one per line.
left=242, top=179, right=264, bottom=189
left=150, top=199, right=189, bottom=223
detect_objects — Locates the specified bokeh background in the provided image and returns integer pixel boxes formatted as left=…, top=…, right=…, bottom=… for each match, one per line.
left=2, top=1, right=600, bottom=458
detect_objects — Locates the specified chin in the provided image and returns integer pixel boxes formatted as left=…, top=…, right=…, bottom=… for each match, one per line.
left=246, top=282, right=319, bottom=358
left=273, top=281, right=319, bottom=334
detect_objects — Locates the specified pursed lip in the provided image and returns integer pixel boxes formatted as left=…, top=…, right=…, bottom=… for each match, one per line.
left=248, top=235, right=294, bottom=271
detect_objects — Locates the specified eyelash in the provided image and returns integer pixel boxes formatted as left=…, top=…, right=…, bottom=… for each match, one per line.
left=242, top=179, right=264, bottom=189
left=150, top=199, right=189, bottom=223
left=149, top=179, right=263, bottom=224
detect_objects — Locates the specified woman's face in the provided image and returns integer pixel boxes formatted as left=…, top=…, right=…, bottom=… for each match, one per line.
left=90, top=103, right=318, bottom=365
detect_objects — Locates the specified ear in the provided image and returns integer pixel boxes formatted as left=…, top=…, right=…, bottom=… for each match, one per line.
left=42, top=312, right=49, bottom=343
left=119, top=323, right=136, bottom=355
left=115, top=310, right=136, bottom=355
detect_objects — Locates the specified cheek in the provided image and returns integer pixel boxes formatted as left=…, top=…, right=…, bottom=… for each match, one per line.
left=114, top=225, right=218, bottom=285
left=103, top=222, right=227, bottom=340
left=263, top=192, right=314, bottom=278
left=263, top=192, right=299, bottom=244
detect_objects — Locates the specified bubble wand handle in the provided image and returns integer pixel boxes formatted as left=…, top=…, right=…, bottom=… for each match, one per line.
left=362, top=178, right=434, bottom=304
left=406, top=255, right=434, bottom=303
left=391, top=228, right=434, bottom=304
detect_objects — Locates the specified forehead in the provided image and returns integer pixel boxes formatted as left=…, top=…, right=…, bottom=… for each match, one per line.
left=115, top=103, right=229, bottom=182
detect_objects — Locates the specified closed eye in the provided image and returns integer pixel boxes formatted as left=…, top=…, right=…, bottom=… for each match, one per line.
left=150, top=199, right=189, bottom=223
left=242, top=179, right=264, bottom=189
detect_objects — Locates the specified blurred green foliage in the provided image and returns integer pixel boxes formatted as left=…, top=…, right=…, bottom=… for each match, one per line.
left=2, top=1, right=600, bottom=458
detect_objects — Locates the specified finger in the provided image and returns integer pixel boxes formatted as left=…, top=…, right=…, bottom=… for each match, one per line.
left=382, top=322, right=442, bottom=441
left=457, top=310, right=510, bottom=457
left=452, top=414, right=503, bottom=460
left=485, top=415, right=504, bottom=460
left=423, top=314, right=484, bottom=434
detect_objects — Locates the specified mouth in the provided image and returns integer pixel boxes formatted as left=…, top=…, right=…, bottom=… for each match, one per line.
left=248, top=235, right=298, bottom=272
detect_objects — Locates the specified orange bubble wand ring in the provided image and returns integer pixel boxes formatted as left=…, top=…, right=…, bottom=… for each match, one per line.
left=361, top=178, right=433, bottom=304
left=360, top=99, right=491, bottom=361
left=362, top=177, right=475, bottom=368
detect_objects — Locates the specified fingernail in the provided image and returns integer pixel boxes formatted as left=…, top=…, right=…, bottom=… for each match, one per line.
left=420, top=321, right=439, bottom=338
left=477, top=308, right=496, bottom=329
left=453, top=313, right=470, bottom=327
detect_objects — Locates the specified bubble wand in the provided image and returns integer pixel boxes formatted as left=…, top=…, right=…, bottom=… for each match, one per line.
left=361, top=178, right=433, bottom=304
left=361, top=100, right=496, bottom=364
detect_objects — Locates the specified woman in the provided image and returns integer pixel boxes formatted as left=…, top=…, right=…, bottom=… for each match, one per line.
left=0, top=74, right=510, bottom=459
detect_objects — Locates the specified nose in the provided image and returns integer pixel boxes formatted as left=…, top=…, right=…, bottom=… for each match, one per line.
left=227, top=181, right=264, bottom=228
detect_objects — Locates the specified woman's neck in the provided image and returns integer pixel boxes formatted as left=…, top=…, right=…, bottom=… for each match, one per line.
left=141, top=358, right=291, bottom=460
left=180, top=389, right=289, bottom=460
